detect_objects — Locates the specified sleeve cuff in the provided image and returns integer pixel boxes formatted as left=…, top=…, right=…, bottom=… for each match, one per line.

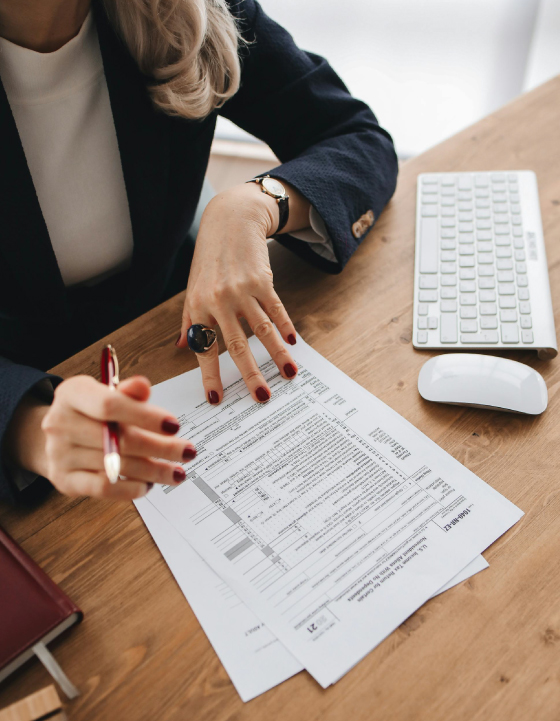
left=287, top=205, right=338, bottom=263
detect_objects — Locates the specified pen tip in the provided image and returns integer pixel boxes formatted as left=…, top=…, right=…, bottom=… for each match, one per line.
left=104, top=453, right=121, bottom=484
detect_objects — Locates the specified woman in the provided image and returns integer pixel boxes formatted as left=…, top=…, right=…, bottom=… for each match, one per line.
left=0, top=0, right=397, bottom=502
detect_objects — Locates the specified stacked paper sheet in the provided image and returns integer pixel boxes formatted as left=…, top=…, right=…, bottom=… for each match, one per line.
left=135, top=336, right=521, bottom=700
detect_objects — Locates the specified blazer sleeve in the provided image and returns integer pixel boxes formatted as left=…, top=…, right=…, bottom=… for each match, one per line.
left=0, top=357, right=61, bottom=503
left=220, top=0, right=398, bottom=273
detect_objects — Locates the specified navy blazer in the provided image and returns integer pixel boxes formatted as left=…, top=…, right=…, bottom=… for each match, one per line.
left=0, top=0, right=398, bottom=501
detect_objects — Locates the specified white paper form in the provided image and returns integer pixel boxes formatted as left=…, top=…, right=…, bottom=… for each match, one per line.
left=148, top=336, right=522, bottom=688
left=134, top=498, right=302, bottom=701
left=134, top=500, right=487, bottom=701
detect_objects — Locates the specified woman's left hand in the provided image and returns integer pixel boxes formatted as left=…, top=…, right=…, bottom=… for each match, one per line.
left=176, top=182, right=305, bottom=405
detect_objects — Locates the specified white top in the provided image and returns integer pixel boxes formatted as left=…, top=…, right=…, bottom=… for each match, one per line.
left=0, top=12, right=134, bottom=286
left=0, top=12, right=335, bottom=289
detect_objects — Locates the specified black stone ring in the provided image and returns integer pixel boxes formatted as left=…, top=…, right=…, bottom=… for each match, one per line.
left=187, top=324, right=217, bottom=353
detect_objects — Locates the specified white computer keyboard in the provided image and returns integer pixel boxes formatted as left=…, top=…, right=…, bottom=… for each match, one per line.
left=413, top=171, right=557, bottom=359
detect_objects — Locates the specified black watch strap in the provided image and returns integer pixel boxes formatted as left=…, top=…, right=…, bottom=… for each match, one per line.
left=276, top=195, right=289, bottom=234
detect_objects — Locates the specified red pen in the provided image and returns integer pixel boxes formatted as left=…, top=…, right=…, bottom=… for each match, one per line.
left=101, top=344, right=120, bottom=484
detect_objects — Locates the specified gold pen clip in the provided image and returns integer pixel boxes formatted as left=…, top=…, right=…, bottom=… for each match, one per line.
left=107, top=344, right=120, bottom=388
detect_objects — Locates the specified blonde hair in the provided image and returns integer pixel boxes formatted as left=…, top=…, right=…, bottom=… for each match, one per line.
left=102, top=0, right=243, bottom=120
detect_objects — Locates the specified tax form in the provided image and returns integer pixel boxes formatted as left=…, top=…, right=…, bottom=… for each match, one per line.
left=147, top=336, right=522, bottom=688
left=135, top=498, right=487, bottom=700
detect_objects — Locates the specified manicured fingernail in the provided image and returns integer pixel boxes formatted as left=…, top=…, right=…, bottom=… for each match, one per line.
left=288, top=334, right=296, bottom=345
left=162, top=418, right=180, bottom=434
left=173, top=467, right=186, bottom=483
left=284, top=363, right=297, bottom=378
left=208, top=390, right=219, bottom=404
left=175, top=334, right=182, bottom=346
left=256, top=387, right=270, bottom=402
left=182, top=446, right=197, bottom=461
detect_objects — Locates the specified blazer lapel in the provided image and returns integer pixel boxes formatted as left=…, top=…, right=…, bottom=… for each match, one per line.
left=0, top=80, right=67, bottom=318
left=94, top=3, right=170, bottom=304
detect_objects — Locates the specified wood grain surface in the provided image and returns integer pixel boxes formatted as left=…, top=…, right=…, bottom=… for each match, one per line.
left=1, top=76, right=560, bottom=721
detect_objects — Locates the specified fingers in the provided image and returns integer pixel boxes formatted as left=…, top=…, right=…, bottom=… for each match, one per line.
left=60, top=447, right=188, bottom=486
left=54, top=376, right=181, bottom=435
left=118, top=376, right=151, bottom=402
left=195, top=340, right=223, bottom=405
left=245, top=299, right=298, bottom=380
left=219, top=313, right=272, bottom=403
left=60, top=471, right=151, bottom=501
left=261, top=290, right=297, bottom=346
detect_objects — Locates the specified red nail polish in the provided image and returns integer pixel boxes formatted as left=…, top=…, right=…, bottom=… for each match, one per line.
left=288, top=334, right=296, bottom=345
left=284, top=363, right=297, bottom=378
left=208, top=391, right=219, bottom=404
left=182, top=447, right=197, bottom=461
left=175, top=334, right=182, bottom=346
left=162, top=418, right=180, bottom=434
left=256, top=387, right=270, bottom=402
left=173, top=467, right=186, bottom=483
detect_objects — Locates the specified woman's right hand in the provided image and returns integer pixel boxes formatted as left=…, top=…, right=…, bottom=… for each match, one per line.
left=38, top=374, right=196, bottom=500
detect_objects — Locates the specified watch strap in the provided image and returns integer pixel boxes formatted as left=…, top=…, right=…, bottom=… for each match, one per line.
left=247, top=176, right=290, bottom=235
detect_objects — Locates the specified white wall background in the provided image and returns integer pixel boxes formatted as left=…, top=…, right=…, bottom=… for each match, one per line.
left=216, top=0, right=560, bottom=159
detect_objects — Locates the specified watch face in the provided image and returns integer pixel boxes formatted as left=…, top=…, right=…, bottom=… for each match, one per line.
left=262, top=177, right=285, bottom=198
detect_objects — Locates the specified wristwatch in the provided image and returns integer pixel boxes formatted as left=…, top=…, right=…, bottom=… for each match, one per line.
left=247, top=175, right=290, bottom=235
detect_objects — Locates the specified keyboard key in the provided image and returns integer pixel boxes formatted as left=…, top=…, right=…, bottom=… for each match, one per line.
left=496, top=247, right=512, bottom=258
left=493, top=204, right=508, bottom=214
left=422, top=206, right=437, bottom=217
left=441, top=229, right=456, bottom=239
left=460, top=281, right=476, bottom=292
left=461, top=332, right=499, bottom=343
left=420, top=275, right=438, bottom=289
left=458, top=212, right=473, bottom=222
left=499, top=297, right=516, bottom=309
left=476, top=209, right=491, bottom=219
left=441, top=176, right=456, bottom=186
left=479, top=277, right=496, bottom=289
left=520, top=316, right=532, bottom=329
left=495, top=236, right=512, bottom=247
left=441, top=263, right=457, bottom=274
left=418, top=304, right=429, bottom=315
left=460, top=294, right=476, bottom=305
left=441, top=287, right=457, bottom=298
left=441, top=208, right=456, bottom=217
left=517, top=275, right=528, bottom=287
left=460, top=307, right=477, bottom=319
left=501, top=325, right=519, bottom=343
left=497, top=271, right=514, bottom=282
left=428, top=317, right=438, bottom=329
left=498, top=284, right=515, bottom=295
left=419, top=217, right=438, bottom=272
left=441, top=239, right=456, bottom=250
left=495, top=226, right=511, bottom=235
left=460, top=268, right=476, bottom=280
left=496, top=258, right=513, bottom=270
left=459, top=257, right=475, bottom=267
left=476, top=199, right=490, bottom=208
left=476, top=220, right=492, bottom=230
left=479, top=290, right=496, bottom=302
left=519, top=301, right=531, bottom=314
left=440, top=314, right=458, bottom=343
left=422, top=194, right=438, bottom=204
left=441, top=300, right=457, bottom=312
left=459, top=201, right=473, bottom=211
left=459, top=222, right=474, bottom=232
left=494, top=214, right=510, bottom=223
left=511, top=216, right=522, bottom=226
left=500, top=309, right=517, bottom=322
left=478, top=253, right=494, bottom=265
left=513, top=226, right=524, bottom=237
left=510, top=192, right=520, bottom=203
left=510, top=203, right=521, bottom=214
left=441, top=275, right=457, bottom=286
left=458, top=192, right=471, bottom=201
left=461, top=320, right=478, bottom=332
left=493, top=193, right=507, bottom=202
left=522, top=329, right=534, bottom=344
left=475, top=189, right=490, bottom=198
left=492, top=173, right=506, bottom=181
left=514, top=250, right=526, bottom=261
left=507, top=173, right=517, bottom=181
left=477, top=241, right=493, bottom=253
left=422, top=176, right=438, bottom=184
left=478, top=266, right=495, bottom=277
left=481, top=317, right=498, bottom=329
left=475, top=175, right=489, bottom=187
left=513, top=237, right=525, bottom=249
left=419, top=290, right=438, bottom=302
left=418, top=317, right=428, bottom=329
left=518, top=288, right=530, bottom=300
left=459, top=232, right=475, bottom=244
left=458, top=177, right=472, bottom=190
left=459, top=244, right=475, bottom=255
left=417, top=330, right=428, bottom=344
left=441, top=251, right=456, bottom=262
left=480, top=303, right=497, bottom=315
left=441, top=218, right=456, bottom=228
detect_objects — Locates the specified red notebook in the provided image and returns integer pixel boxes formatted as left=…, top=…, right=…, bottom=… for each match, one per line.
left=0, top=526, right=82, bottom=685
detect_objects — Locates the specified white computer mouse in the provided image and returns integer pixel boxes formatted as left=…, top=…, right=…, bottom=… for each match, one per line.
left=418, top=353, right=548, bottom=415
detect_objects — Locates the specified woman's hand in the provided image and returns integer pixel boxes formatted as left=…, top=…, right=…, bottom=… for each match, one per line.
left=177, top=181, right=310, bottom=404
left=6, top=375, right=197, bottom=501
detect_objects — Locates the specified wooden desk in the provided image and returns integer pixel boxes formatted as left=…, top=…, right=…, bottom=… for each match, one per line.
left=2, top=76, right=560, bottom=721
